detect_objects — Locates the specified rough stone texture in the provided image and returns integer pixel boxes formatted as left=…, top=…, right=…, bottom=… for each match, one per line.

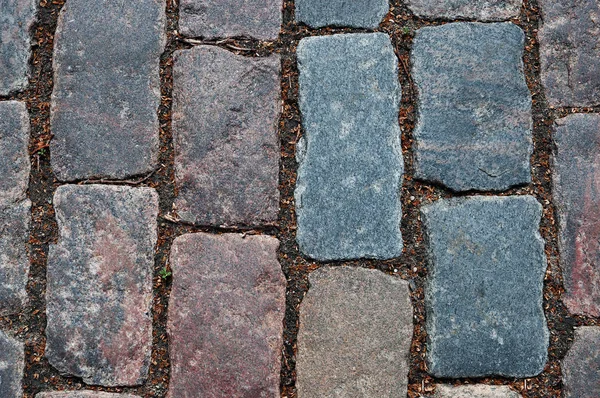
left=295, top=0, right=389, bottom=28
left=553, top=114, right=600, bottom=317
left=412, top=23, right=532, bottom=192
left=37, top=393, right=140, bottom=398
left=405, top=0, right=521, bottom=21
left=167, top=233, right=286, bottom=398
left=173, top=47, right=280, bottom=227
left=0, top=330, right=24, bottom=398
left=434, top=384, right=522, bottom=398
left=296, top=33, right=403, bottom=260
left=539, top=0, right=600, bottom=107
left=296, top=267, right=413, bottom=397
left=50, top=0, right=165, bottom=181
left=422, top=196, right=548, bottom=378
left=0, top=0, right=37, bottom=95
left=179, top=0, right=282, bottom=40
left=46, top=185, right=158, bottom=387
left=562, top=327, right=600, bottom=398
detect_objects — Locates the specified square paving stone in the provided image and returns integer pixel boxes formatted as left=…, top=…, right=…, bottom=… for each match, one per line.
left=0, top=330, right=24, bottom=398
left=296, top=33, right=403, bottom=261
left=46, top=185, right=159, bottom=387
left=173, top=47, right=280, bottom=227
left=50, top=0, right=165, bottom=181
left=422, top=196, right=548, bottom=378
left=0, top=0, right=37, bottom=95
left=295, top=0, right=389, bottom=28
left=296, top=267, right=413, bottom=398
left=412, top=23, right=532, bottom=192
left=167, top=233, right=286, bottom=397
left=562, top=326, right=600, bottom=398
left=553, top=114, right=600, bottom=316
left=434, top=384, right=522, bottom=398
left=37, top=393, right=140, bottom=398
left=405, top=0, right=521, bottom=21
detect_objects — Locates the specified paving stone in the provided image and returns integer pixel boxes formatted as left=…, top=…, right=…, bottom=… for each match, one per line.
left=37, top=393, right=140, bottom=398
left=0, top=330, right=24, bottom=398
left=0, top=0, right=37, bottom=95
left=405, top=0, right=521, bottom=21
left=539, top=0, right=600, bottom=107
left=434, top=384, right=522, bottom=398
left=296, top=267, right=413, bottom=398
left=553, top=114, right=600, bottom=316
left=562, top=326, right=600, bottom=398
left=422, top=196, right=548, bottom=378
left=46, top=185, right=158, bottom=387
left=0, top=101, right=30, bottom=204
left=295, top=0, right=389, bottom=28
left=296, top=33, right=403, bottom=260
left=179, top=0, right=282, bottom=40
left=173, top=47, right=280, bottom=227
left=50, top=0, right=165, bottom=181
left=167, top=233, right=286, bottom=397
left=412, top=23, right=532, bottom=192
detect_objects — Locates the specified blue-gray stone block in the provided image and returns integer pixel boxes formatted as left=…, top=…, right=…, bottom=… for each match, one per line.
left=295, top=0, right=389, bottom=29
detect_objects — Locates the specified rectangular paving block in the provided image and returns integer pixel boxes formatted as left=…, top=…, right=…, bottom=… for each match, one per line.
left=422, top=196, right=548, bottom=378
left=553, top=114, right=600, bottom=317
left=296, top=33, right=403, bottom=261
left=50, top=0, right=165, bottom=181
left=46, top=185, right=158, bottom=387
left=412, top=23, right=532, bottom=192
left=167, top=233, right=286, bottom=397
left=37, top=393, right=140, bottom=398
left=295, top=0, right=389, bottom=28
left=296, top=267, right=413, bottom=398
left=173, top=47, right=280, bottom=227
left=434, top=385, right=522, bottom=398
left=0, top=0, right=37, bottom=95
left=405, top=0, right=521, bottom=21
left=0, top=330, right=24, bottom=398
left=562, top=327, right=600, bottom=398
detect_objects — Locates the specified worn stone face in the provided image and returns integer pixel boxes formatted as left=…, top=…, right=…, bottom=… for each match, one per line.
left=434, top=384, right=522, bottom=398
left=553, top=114, right=600, bottom=317
left=173, top=47, right=280, bottom=227
left=562, top=327, right=600, bottom=398
left=0, top=330, right=24, bottom=398
left=46, top=185, right=158, bottom=387
left=167, top=233, right=286, bottom=398
left=36, top=393, right=140, bottom=398
left=422, top=196, right=548, bottom=378
left=539, top=0, right=600, bottom=107
left=0, top=101, right=31, bottom=204
left=296, top=33, right=403, bottom=260
left=412, top=23, right=532, bottom=192
left=295, top=0, right=389, bottom=28
left=179, top=0, right=282, bottom=40
left=405, top=0, right=521, bottom=21
left=296, top=267, right=413, bottom=398
left=50, top=0, right=165, bottom=181
left=0, top=0, right=37, bottom=95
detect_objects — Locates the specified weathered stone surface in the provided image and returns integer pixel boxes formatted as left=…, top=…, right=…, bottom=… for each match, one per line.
left=0, top=330, right=24, bottom=398
left=412, top=23, right=532, bottom=192
left=167, top=233, right=286, bottom=398
left=434, top=384, right=522, bottom=398
left=295, top=0, right=389, bottom=28
left=553, top=114, right=600, bottom=317
left=173, top=47, right=280, bottom=227
left=179, top=0, right=282, bottom=40
left=46, top=185, right=158, bottom=387
left=422, top=196, right=548, bottom=378
left=0, top=101, right=30, bottom=204
left=50, top=0, right=165, bottom=181
left=296, top=267, right=413, bottom=397
left=539, top=0, right=600, bottom=107
left=37, top=393, right=140, bottom=398
left=405, top=0, right=521, bottom=21
left=296, top=33, right=403, bottom=260
left=562, top=327, right=600, bottom=398
left=0, top=0, right=37, bottom=95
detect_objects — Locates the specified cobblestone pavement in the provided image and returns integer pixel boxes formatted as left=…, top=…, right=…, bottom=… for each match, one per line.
left=0, top=0, right=599, bottom=397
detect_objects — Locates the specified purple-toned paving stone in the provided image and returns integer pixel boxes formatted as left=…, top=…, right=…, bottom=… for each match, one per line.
left=562, top=327, right=600, bottom=398
left=405, top=0, right=521, bottom=21
left=167, top=233, right=286, bottom=398
left=434, top=384, right=522, bottom=398
left=50, top=0, right=165, bottom=181
left=37, top=393, right=140, bottom=398
left=296, top=267, right=413, bottom=397
left=173, top=47, right=280, bottom=226
left=46, top=185, right=158, bottom=387
left=0, top=330, right=24, bottom=398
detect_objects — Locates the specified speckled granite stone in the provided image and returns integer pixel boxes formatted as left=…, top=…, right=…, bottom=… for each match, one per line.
left=562, top=327, right=600, bottom=398
left=405, top=0, right=521, bottom=21
left=0, top=330, right=24, bottom=398
left=295, top=0, right=389, bottom=28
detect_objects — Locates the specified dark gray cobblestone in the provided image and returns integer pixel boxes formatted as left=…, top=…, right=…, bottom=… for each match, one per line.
left=405, top=0, right=522, bottom=21
left=295, top=0, right=389, bottom=28
left=562, top=327, right=600, bottom=398
left=0, top=330, right=24, bottom=398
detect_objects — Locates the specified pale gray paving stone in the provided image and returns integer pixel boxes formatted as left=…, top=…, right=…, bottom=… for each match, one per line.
left=562, top=327, right=600, bottom=398
left=405, top=0, right=521, bottom=21
left=0, top=330, right=24, bottom=398
left=36, top=393, right=140, bottom=398
left=434, top=384, right=522, bottom=398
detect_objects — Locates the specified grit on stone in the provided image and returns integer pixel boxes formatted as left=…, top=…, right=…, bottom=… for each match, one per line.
left=295, top=0, right=389, bottom=28
left=539, top=0, right=600, bottom=107
left=562, top=327, right=600, bottom=398
left=553, top=114, right=600, bottom=317
left=0, top=330, right=24, bottom=398
left=178, top=0, right=282, bottom=40
left=36, top=393, right=140, bottom=398
left=434, top=384, right=522, bottom=398
left=167, top=233, right=286, bottom=398
left=405, top=0, right=521, bottom=21
left=422, top=196, right=548, bottom=378
left=412, top=23, right=532, bottom=192
left=46, top=185, right=159, bottom=387
left=296, top=267, right=413, bottom=398
left=173, top=47, right=280, bottom=227
left=50, top=0, right=165, bottom=181
left=0, top=0, right=37, bottom=95
left=296, top=33, right=403, bottom=261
